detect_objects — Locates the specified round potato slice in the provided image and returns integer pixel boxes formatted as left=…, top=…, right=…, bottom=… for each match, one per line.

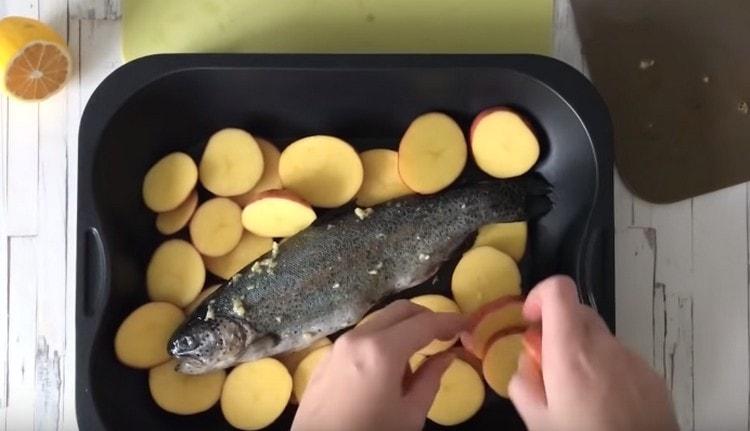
left=199, top=128, right=264, bottom=196
left=189, top=198, right=244, bottom=257
left=143, top=152, right=198, bottom=212
left=471, top=108, right=540, bottom=178
left=184, top=284, right=221, bottom=315
left=483, top=332, right=525, bottom=398
left=147, top=239, right=206, bottom=307
left=204, top=231, right=273, bottom=279
left=279, top=135, right=363, bottom=208
left=398, top=113, right=467, bottom=194
left=155, top=189, right=199, bottom=235
left=451, top=246, right=521, bottom=314
left=409, top=295, right=461, bottom=356
left=472, top=221, right=528, bottom=262
left=427, top=359, right=485, bottom=426
left=149, top=360, right=226, bottom=415
left=356, top=149, right=413, bottom=207
left=115, top=302, right=184, bottom=368
left=221, top=358, right=292, bottom=430
left=278, top=337, right=333, bottom=375
left=241, top=190, right=317, bottom=238
left=233, top=138, right=283, bottom=207
left=293, top=345, right=332, bottom=402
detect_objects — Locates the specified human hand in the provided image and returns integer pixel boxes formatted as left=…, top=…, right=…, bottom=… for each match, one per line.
left=291, top=300, right=466, bottom=431
left=509, top=276, right=679, bottom=431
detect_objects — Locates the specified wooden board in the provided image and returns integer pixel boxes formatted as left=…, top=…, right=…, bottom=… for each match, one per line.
left=121, top=0, right=553, bottom=60
left=571, top=0, right=750, bottom=203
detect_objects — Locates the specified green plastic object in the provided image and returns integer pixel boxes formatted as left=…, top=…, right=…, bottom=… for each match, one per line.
left=122, top=0, right=552, bottom=61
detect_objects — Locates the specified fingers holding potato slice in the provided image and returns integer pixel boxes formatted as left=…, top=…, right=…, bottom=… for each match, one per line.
left=143, top=152, right=198, bottom=212
left=279, top=135, right=363, bottom=208
left=190, top=197, right=244, bottom=257
left=199, top=128, right=265, bottom=196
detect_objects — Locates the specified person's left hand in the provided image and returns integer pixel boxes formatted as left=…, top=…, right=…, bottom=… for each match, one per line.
left=291, top=300, right=466, bottom=431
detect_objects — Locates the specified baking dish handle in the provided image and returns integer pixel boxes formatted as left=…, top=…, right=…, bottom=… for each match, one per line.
left=579, top=226, right=615, bottom=331
left=83, top=227, right=108, bottom=317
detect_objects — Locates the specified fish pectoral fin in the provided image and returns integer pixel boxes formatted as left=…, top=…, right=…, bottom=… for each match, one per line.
left=239, top=333, right=281, bottom=362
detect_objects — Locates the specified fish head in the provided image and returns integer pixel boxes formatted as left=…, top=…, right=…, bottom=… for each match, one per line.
left=168, top=315, right=253, bottom=374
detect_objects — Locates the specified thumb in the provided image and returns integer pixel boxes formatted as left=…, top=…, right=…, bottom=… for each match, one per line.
left=404, top=352, right=455, bottom=413
left=509, top=351, right=548, bottom=430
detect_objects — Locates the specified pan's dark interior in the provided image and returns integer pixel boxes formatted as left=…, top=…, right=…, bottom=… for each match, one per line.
left=77, top=55, right=613, bottom=431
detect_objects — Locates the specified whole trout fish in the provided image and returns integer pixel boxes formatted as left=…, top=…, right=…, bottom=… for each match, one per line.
left=169, top=180, right=549, bottom=374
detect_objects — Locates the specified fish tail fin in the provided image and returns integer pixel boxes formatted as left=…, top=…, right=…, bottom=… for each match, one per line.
left=523, top=175, right=553, bottom=219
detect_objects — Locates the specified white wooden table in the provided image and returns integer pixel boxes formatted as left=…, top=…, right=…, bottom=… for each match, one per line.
left=1, top=1, right=748, bottom=430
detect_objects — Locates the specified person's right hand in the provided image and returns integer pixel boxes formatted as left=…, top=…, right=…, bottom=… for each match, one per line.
left=509, top=275, right=679, bottom=431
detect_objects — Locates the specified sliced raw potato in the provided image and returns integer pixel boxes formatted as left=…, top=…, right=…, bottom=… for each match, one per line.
left=278, top=337, right=333, bottom=375
left=147, top=240, right=206, bottom=307
left=427, top=359, right=485, bottom=426
left=473, top=221, right=528, bottom=262
left=143, top=152, right=198, bottom=212
left=114, top=302, right=184, bottom=368
left=199, top=128, right=265, bottom=196
left=461, top=297, right=526, bottom=358
left=221, top=358, right=292, bottom=430
left=149, top=360, right=226, bottom=415
left=204, top=232, right=273, bottom=279
left=241, top=190, right=317, bottom=237
left=398, top=112, right=467, bottom=194
left=155, top=189, right=199, bottom=235
left=447, top=347, right=483, bottom=374
left=483, top=332, right=525, bottom=398
left=471, top=108, right=540, bottom=178
left=356, top=149, right=413, bottom=206
left=233, top=138, right=283, bottom=207
left=184, top=284, right=221, bottom=315
left=278, top=135, right=364, bottom=208
left=409, top=295, right=461, bottom=356
left=189, top=198, right=243, bottom=257
left=523, top=326, right=542, bottom=368
left=451, top=246, right=521, bottom=314
left=293, top=345, right=332, bottom=402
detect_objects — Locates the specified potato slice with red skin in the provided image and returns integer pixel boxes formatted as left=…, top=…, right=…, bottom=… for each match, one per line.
left=482, top=331, right=525, bottom=398
left=398, top=112, right=467, bottom=194
left=356, top=149, right=413, bottom=206
left=451, top=246, right=521, bottom=314
left=199, top=128, right=264, bottom=196
left=523, top=325, right=542, bottom=368
left=472, top=221, right=527, bottom=262
left=204, top=231, right=273, bottom=279
left=155, top=189, right=198, bottom=235
left=143, top=152, right=198, bottom=212
left=189, top=198, right=244, bottom=257
left=241, top=189, right=317, bottom=238
left=460, top=296, right=525, bottom=358
left=149, top=360, right=226, bottom=415
left=147, top=240, right=206, bottom=307
left=184, top=284, right=220, bottom=315
left=232, top=138, right=283, bottom=207
left=470, top=108, right=540, bottom=178
left=279, top=135, right=363, bottom=208
left=115, top=302, right=184, bottom=368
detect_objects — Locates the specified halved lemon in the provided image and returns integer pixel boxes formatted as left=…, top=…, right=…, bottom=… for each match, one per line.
left=0, top=16, right=71, bottom=101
